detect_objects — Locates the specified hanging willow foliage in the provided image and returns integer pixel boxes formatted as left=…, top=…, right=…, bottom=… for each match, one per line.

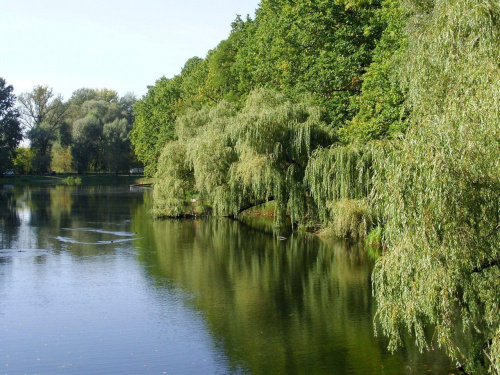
left=152, top=89, right=334, bottom=227
left=152, top=140, right=195, bottom=218
left=305, top=143, right=381, bottom=223
left=225, top=89, right=333, bottom=226
left=372, top=0, right=500, bottom=373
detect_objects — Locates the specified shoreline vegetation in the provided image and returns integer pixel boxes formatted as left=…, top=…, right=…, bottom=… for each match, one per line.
left=1, top=0, right=498, bottom=372
left=129, top=0, right=500, bottom=372
left=0, top=174, right=147, bottom=187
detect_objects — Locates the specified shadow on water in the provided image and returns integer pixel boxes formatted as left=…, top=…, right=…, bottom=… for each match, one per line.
left=0, top=185, right=460, bottom=374
left=131, top=197, right=458, bottom=375
left=0, top=184, right=145, bottom=255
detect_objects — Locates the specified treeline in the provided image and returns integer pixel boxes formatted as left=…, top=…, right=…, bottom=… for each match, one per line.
left=132, top=0, right=403, bottom=227
left=0, top=84, right=137, bottom=175
left=132, top=0, right=500, bottom=372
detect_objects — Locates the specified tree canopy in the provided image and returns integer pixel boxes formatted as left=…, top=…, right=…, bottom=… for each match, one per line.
left=132, top=0, right=500, bottom=371
left=0, top=78, right=22, bottom=174
left=372, top=0, right=500, bottom=372
left=13, top=86, right=137, bottom=175
left=17, top=86, right=69, bottom=173
left=153, top=89, right=333, bottom=226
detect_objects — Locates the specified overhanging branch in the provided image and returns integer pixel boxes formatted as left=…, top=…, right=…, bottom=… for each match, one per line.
left=222, top=197, right=275, bottom=218
left=472, top=258, right=500, bottom=274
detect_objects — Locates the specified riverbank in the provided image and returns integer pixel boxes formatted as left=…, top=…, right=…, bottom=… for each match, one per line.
left=0, top=174, right=149, bottom=186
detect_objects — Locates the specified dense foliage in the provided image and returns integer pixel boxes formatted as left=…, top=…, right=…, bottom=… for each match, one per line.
left=134, top=0, right=500, bottom=372
left=16, top=87, right=137, bottom=175
left=131, top=0, right=384, bottom=178
left=153, top=89, right=332, bottom=226
left=372, top=0, right=500, bottom=372
left=0, top=78, right=22, bottom=174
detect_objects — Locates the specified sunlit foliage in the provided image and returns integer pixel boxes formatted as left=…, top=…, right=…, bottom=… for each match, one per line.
left=50, top=142, right=72, bottom=173
left=153, top=89, right=333, bottom=226
left=372, top=0, right=500, bottom=372
left=131, top=77, right=181, bottom=176
left=305, top=144, right=376, bottom=222
left=130, top=0, right=500, bottom=370
left=0, top=78, right=22, bottom=174
left=341, top=0, right=409, bottom=142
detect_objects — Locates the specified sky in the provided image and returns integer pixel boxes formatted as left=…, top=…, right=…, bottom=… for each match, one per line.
left=0, top=0, right=260, bottom=100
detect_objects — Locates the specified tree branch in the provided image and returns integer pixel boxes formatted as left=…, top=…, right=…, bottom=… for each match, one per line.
left=472, top=258, right=500, bottom=274
left=222, top=197, right=275, bottom=218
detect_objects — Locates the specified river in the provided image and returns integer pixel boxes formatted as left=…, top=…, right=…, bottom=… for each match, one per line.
left=0, top=184, right=457, bottom=374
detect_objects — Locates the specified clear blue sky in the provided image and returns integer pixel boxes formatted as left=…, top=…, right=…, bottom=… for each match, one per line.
left=0, top=0, right=259, bottom=100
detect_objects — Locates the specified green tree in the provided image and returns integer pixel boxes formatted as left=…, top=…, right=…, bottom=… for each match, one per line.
left=198, top=17, right=251, bottom=106
left=341, top=0, right=409, bottom=142
left=103, top=118, right=131, bottom=175
left=68, top=88, right=119, bottom=107
left=18, top=86, right=68, bottom=131
left=131, top=76, right=182, bottom=176
left=234, top=0, right=382, bottom=125
left=0, top=78, right=22, bottom=173
left=153, top=89, right=333, bottom=227
left=50, top=142, right=73, bottom=173
left=18, top=86, right=68, bottom=173
left=119, top=92, right=137, bottom=124
left=67, top=90, right=136, bottom=174
left=28, top=123, right=57, bottom=173
left=12, top=147, right=34, bottom=175
left=372, top=0, right=500, bottom=372
left=133, top=1, right=384, bottom=176
left=71, top=115, right=102, bottom=174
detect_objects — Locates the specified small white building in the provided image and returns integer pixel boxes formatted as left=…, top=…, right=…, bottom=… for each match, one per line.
left=129, top=167, right=144, bottom=174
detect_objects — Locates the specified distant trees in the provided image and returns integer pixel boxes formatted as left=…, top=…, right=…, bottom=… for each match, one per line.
left=14, top=86, right=136, bottom=175
left=103, top=118, right=131, bottom=175
left=18, top=86, right=68, bottom=173
left=0, top=78, right=22, bottom=174
left=12, top=147, right=34, bottom=175
left=67, top=89, right=136, bottom=175
left=71, top=114, right=102, bottom=174
left=50, top=142, right=72, bottom=174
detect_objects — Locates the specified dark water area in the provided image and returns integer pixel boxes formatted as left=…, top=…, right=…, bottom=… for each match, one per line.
left=0, top=185, right=458, bottom=374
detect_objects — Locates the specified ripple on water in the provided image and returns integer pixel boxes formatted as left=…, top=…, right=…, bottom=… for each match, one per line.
left=0, top=249, right=50, bottom=258
left=55, top=236, right=139, bottom=245
left=62, top=228, right=136, bottom=237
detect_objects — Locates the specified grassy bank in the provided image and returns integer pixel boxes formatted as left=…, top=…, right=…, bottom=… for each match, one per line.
left=0, top=174, right=147, bottom=186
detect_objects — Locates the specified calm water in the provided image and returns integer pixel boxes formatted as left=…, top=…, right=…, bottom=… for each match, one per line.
left=0, top=185, right=457, bottom=374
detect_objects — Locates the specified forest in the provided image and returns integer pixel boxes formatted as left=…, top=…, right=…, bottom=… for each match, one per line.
left=0, top=84, right=137, bottom=176
left=130, top=0, right=500, bottom=372
left=1, top=0, right=499, bottom=372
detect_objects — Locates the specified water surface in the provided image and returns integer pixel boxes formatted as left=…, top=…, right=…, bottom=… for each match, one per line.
left=0, top=185, right=457, bottom=374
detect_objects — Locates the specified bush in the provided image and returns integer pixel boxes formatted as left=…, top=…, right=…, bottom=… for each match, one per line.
left=318, top=198, right=373, bottom=240
left=61, top=177, right=82, bottom=186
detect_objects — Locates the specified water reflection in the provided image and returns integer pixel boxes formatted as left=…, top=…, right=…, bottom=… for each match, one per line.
left=131, top=200, right=456, bottom=374
left=0, top=185, right=231, bottom=374
left=0, top=185, right=458, bottom=374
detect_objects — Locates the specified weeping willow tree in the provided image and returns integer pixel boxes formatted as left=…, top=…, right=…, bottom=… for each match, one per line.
left=373, top=0, right=500, bottom=372
left=152, top=140, right=195, bottom=217
left=153, top=89, right=333, bottom=227
left=305, top=143, right=382, bottom=238
left=225, top=89, right=333, bottom=226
